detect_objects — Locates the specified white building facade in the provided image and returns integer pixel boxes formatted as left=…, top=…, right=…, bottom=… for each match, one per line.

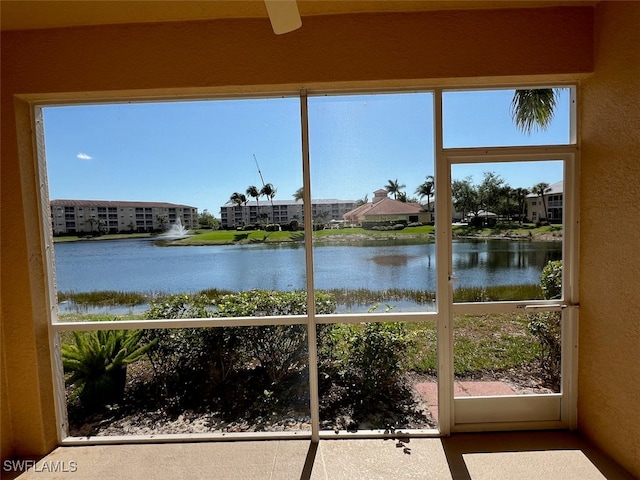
left=50, top=199, right=198, bottom=235
left=526, top=180, right=563, bottom=223
left=220, top=199, right=356, bottom=229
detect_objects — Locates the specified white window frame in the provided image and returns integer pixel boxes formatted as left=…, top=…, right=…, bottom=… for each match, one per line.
left=29, top=85, right=578, bottom=445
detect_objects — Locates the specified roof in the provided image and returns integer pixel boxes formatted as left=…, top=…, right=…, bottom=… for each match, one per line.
left=344, top=197, right=425, bottom=218
left=223, top=199, right=355, bottom=207
left=526, top=180, right=563, bottom=197
left=50, top=199, right=197, bottom=209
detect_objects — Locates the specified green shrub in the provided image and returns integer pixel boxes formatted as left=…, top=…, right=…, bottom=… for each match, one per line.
left=318, top=322, right=413, bottom=421
left=540, top=260, right=562, bottom=300
left=143, top=294, right=241, bottom=406
left=62, top=326, right=156, bottom=410
left=143, top=290, right=338, bottom=408
left=216, top=290, right=336, bottom=383
left=527, top=260, right=562, bottom=388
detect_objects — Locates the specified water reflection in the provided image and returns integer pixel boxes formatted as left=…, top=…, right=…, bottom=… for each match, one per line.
left=54, top=238, right=561, bottom=296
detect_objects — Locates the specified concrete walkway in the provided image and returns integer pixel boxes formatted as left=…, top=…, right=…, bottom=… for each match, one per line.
left=414, top=381, right=517, bottom=422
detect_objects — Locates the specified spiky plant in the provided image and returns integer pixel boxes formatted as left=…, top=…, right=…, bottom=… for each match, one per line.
left=62, top=327, right=156, bottom=410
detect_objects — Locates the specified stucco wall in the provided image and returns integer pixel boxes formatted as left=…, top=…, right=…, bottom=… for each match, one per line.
left=579, top=2, right=640, bottom=477
left=0, top=4, right=611, bottom=462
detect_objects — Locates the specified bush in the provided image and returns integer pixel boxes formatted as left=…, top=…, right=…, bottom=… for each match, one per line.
left=318, top=322, right=413, bottom=421
left=143, top=290, right=338, bottom=408
left=216, top=290, right=336, bottom=383
left=540, top=260, right=562, bottom=300
left=143, top=294, right=241, bottom=406
left=527, top=260, right=562, bottom=388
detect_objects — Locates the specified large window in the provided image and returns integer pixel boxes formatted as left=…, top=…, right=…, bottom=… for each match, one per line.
left=41, top=86, right=578, bottom=443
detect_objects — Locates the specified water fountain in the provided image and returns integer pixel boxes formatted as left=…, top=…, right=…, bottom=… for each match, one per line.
left=162, top=217, right=190, bottom=238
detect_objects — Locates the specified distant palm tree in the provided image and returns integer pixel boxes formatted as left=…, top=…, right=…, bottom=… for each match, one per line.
left=260, top=183, right=277, bottom=224
left=293, top=187, right=304, bottom=202
left=229, top=192, right=247, bottom=227
left=511, top=89, right=558, bottom=135
left=512, top=187, right=530, bottom=225
left=415, top=175, right=435, bottom=211
left=246, top=185, right=261, bottom=225
left=385, top=179, right=405, bottom=200
left=532, top=182, right=551, bottom=222
left=355, top=194, right=369, bottom=207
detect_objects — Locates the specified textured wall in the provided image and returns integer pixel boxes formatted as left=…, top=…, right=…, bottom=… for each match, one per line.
left=579, top=2, right=640, bottom=477
left=1, top=6, right=595, bottom=459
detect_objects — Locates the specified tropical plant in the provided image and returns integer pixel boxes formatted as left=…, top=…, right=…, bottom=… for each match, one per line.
left=415, top=175, right=435, bottom=212
left=260, top=183, right=277, bottom=224
left=532, top=182, right=551, bottom=222
left=384, top=179, right=405, bottom=200
left=246, top=185, right=261, bottom=225
left=355, top=194, right=369, bottom=207
left=511, top=88, right=558, bottom=134
left=512, top=187, right=530, bottom=225
left=229, top=192, right=245, bottom=227
left=293, top=187, right=304, bottom=202
left=62, top=326, right=156, bottom=410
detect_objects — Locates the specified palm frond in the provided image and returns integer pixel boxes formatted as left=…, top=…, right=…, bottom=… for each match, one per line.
left=511, top=89, right=558, bottom=135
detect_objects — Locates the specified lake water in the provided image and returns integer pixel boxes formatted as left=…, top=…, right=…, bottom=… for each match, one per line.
left=53, top=237, right=562, bottom=295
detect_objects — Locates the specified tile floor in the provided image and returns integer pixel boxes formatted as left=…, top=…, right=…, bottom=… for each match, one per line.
left=4, top=431, right=634, bottom=480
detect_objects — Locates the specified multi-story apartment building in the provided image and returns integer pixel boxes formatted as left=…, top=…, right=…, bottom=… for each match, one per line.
left=220, top=199, right=356, bottom=229
left=526, top=180, right=563, bottom=223
left=50, top=199, right=198, bottom=235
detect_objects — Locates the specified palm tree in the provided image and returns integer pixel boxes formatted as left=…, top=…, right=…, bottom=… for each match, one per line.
left=229, top=192, right=247, bottom=228
left=532, top=182, right=551, bottom=223
left=86, top=217, right=98, bottom=233
left=415, top=175, right=435, bottom=211
left=385, top=179, right=405, bottom=200
left=260, top=183, right=277, bottom=224
left=511, top=89, right=558, bottom=135
left=355, top=194, right=369, bottom=207
left=246, top=185, right=261, bottom=225
left=293, top=187, right=304, bottom=202
left=512, top=187, right=530, bottom=225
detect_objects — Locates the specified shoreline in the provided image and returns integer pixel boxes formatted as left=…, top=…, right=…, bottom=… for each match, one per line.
left=53, top=228, right=563, bottom=245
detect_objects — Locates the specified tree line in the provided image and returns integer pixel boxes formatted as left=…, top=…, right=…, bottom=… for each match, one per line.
left=452, top=173, right=550, bottom=224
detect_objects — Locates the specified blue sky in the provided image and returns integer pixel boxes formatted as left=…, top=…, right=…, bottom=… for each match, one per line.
left=43, top=89, right=570, bottom=214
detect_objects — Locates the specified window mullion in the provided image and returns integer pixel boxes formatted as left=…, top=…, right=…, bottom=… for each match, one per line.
left=434, top=88, right=453, bottom=435
left=300, top=88, right=320, bottom=442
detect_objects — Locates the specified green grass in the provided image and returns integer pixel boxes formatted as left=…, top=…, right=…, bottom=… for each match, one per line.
left=453, top=284, right=543, bottom=302
left=453, top=222, right=563, bottom=238
left=58, top=284, right=541, bottom=309
left=406, top=313, right=540, bottom=376
left=171, top=225, right=436, bottom=245
left=53, top=223, right=558, bottom=246
left=325, top=287, right=436, bottom=307
left=53, top=233, right=156, bottom=243
left=59, top=290, right=152, bottom=306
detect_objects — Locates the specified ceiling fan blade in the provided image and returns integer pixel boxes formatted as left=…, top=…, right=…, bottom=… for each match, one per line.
left=264, top=0, right=302, bottom=35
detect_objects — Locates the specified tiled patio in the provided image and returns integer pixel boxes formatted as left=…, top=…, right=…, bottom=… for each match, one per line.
left=4, top=431, right=633, bottom=479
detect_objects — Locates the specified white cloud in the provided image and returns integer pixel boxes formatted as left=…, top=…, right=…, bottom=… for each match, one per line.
left=76, top=153, right=92, bottom=160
